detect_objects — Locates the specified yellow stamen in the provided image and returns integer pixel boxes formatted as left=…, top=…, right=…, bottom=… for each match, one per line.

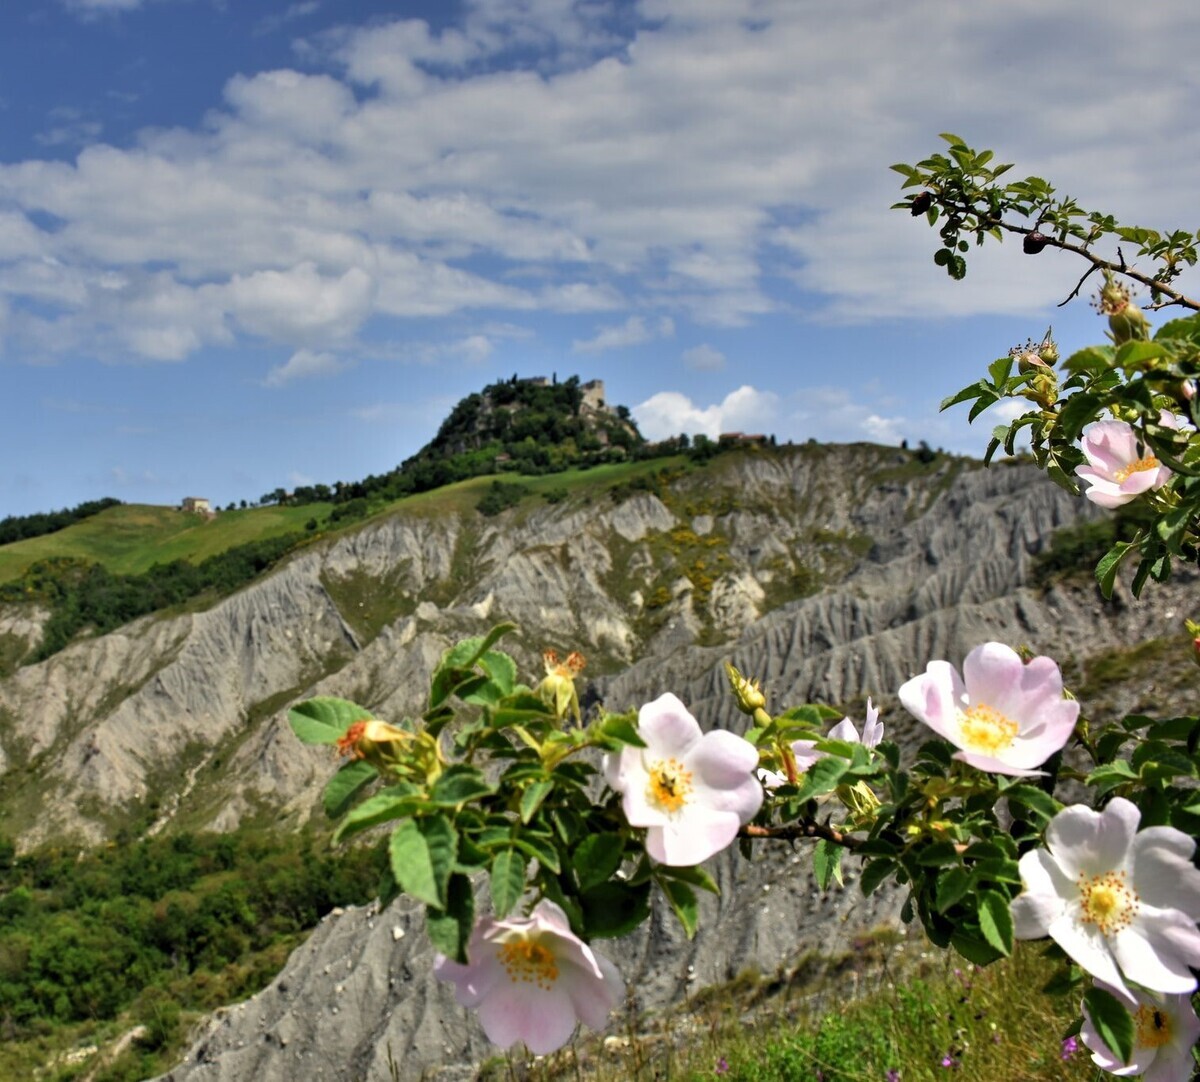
left=1078, top=869, right=1139, bottom=936
left=498, top=938, right=559, bottom=990
left=646, top=757, right=692, bottom=813
left=1114, top=455, right=1159, bottom=483
left=1134, top=1004, right=1172, bottom=1049
left=956, top=703, right=1018, bottom=756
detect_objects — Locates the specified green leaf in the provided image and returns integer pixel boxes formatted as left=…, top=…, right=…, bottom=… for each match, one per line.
left=512, top=831, right=561, bottom=874
left=389, top=815, right=458, bottom=909
left=519, top=779, right=555, bottom=824
left=935, top=866, right=972, bottom=913
left=489, top=849, right=527, bottom=919
left=572, top=833, right=626, bottom=892
left=916, top=841, right=961, bottom=867
left=950, top=930, right=1004, bottom=966
left=1083, top=985, right=1135, bottom=1066
left=813, top=838, right=844, bottom=890
left=426, top=873, right=475, bottom=964
left=792, top=756, right=850, bottom=802
left=596, top=714, right=646, bottom=748
left=288, top=697, right=372, bottom=744
left=1096, top=541, right=1135, bottom=599
left=429, top=765, right=496, bottom=807
left=333, top=784, right=423, bottom=844
left=479, top=650, right=518, bottom=695
left=657, top=864, right=720, bottom=895
left=860, top=857, right=896, bottom=898
left=659, top=877, right=699, bottom=939
left=579, top=881, right=651, bottom=939
left=323, top=759, right=377, bottom=819
left=1003, top=784, right=1063, bottom=823
left=977, top=890, right=1013, bottom=956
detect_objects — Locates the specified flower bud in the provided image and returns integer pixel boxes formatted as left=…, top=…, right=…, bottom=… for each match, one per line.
left=1186, top=619, right=1200, bottom=669
left=539, top=648, right=586, bottom=724
left=910, top=191, right=933, bottom=216
left=724, top=662, right=767, bottom=714
left=1181, top=379, right=1197, bottom=402
left=1023, top=231, right=1049, bottom=254
left=337, top=718, right=443, bottom=782
left=1037, top=327, right=1059, bottom=365
left=1095, top=272, right=1149, bottom=344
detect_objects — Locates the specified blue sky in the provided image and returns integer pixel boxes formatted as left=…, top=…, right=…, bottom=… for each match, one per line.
left=2, top=0, right=1199, bottom=516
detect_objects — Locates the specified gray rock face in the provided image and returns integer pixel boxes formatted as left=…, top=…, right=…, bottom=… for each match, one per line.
left=0, top=444, right=1191, bottom=1080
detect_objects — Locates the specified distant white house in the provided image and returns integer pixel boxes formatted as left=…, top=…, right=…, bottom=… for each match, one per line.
left=180, top=497, right=212, bottom=514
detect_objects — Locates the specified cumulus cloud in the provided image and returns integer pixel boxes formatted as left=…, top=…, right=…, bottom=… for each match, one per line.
left=681, top=344, right=725, bottom=371
left=263, top=348, right=348, bottom=388
left=571, top=315, right=674, bottom=353
left=633, top=385, right=780, bottom=441
left=6, top=0, right=1200, bottom=368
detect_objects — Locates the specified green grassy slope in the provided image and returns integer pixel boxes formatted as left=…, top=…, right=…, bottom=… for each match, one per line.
left=0, top=503, right=332, bottom=584
left=0, top=456, right=687, bottom=586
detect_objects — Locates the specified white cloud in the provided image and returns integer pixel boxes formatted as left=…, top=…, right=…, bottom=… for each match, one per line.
left=681, top=343, right=725, bottom=371
left=571, top=314, right=674, bottom=353
left=263, top=348, right=347, bottom=388
left=6, top=0, right=1200, bottom=367
left=633, top=384, right=780, bottom=441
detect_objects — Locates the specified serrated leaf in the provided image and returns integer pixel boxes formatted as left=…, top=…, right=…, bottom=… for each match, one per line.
left=519, top=779, right=555, bottom=824
left=389, top=815, right=457, bottom=909
left=792, top=755, right=850, bottom=802
left=935, top=866, right=972, bottom=913
left=512, top=831, right=561, bottom=874
left=572, top=833, right=625, bottom=892
left=323, top=759, right=377, bottom=819
left=579, top=881, right=651, bottom=939
left=860, top=857, right=895, bottom=897
left=288, top=697, right=373, bottom=744
left=429, top=765, right=496, bottom=807
left=479, top=650, right=518, bottom=695
left=333, top=784, right=423, bottom=844
left=1003, top=784, right=1062, bottom=822
left=1083, top=985, right=1135, bottom=1066
left=657, top=863, right=720, bottom=895
left=1096, top=541, right=1135, bottom=599
left=813, top=838, right=844, bottom=890
left=659, top=877, right=699, bottom=939
left=950, top=930, right=1004, bottom=966
left=977, top=890, right=1013, bottom=956
left=426, top=873, right=474, bottom=964
left=597, top=715, right=646, bottom=748
left=489, top=849, right=527, bottom=919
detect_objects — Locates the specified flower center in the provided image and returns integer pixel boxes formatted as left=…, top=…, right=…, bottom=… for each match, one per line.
left=1078, top=869, right=1139, bottom=936
left=956, top=703, right=1018, bottom=756
left=1134, top=1004, right=1172, bottom=1049
left=498, top=938, right=559, bottom=990
left=646, top=758, right=693, bottom=813
left=1114, top=455, right=1159, bottom=483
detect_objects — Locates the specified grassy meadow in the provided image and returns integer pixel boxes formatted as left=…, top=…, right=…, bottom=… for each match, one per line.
left=476, top=937, right=1112, bottom=1082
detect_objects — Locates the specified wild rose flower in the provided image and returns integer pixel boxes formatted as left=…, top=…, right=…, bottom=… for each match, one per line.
left=1075, top=418, right=1171, bottom=508
left=434, top=899, right=623, bottom=1054
left=897, top=642, right=1078, bottom=776
left=829, top=697, right=883, bottom=748
left=1010, top=798, right=1200, bottom=1001
left=1081, top=980, right=1200, bottom=1081
left=604, top=692, right=763, bottom=866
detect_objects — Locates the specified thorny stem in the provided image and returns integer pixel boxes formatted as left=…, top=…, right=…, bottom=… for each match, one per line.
left=741, top=819, right=863, bottom=850
left=941, top=196, right=1200, bottom=312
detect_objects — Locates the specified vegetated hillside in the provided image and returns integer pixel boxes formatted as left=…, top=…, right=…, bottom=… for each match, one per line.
left=0, top=437, right=1193, bottom=1081
left=0, top=502, right=331, bottom=586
